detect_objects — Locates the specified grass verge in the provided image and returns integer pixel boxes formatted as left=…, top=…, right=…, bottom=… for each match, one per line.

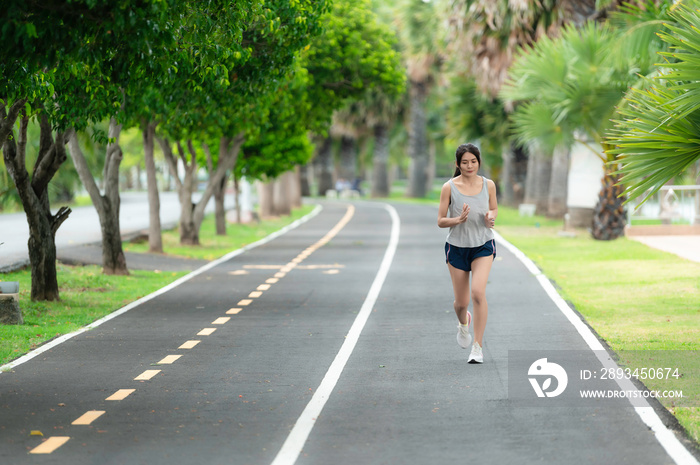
left=0, top=205, right=316, bottom=367
left=496, top=206, right=700, bottom=444
left=0, top=266, right=188, bottom=367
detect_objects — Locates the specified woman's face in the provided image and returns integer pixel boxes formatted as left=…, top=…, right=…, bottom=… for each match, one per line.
left=458, top=152, right=479, bottom=175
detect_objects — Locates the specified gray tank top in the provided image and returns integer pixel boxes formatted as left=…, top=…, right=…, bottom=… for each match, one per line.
left=446, top=176, right=494, bottom=248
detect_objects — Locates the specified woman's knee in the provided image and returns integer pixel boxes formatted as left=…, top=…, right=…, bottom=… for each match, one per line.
left=453, top=301, right=469, bottom=312
left=471, top=291, right=486, bottom=306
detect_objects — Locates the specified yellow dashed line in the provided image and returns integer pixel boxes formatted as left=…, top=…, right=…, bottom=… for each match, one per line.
left=106, top=389, right=135, bottom=401
left=248, top=291, right=263, bottom=298
left=72, top=410, right=105, bottom=426
left=179, top=340, right=200, bottom=349
left=212, top=317, right=230, bottom=325
left=227, top=308, right=243, bottom=315
left=29, top=436, right=70, bottom=454
left=157, top=355, right=182, bottom=365
left=134, top=370, right=161, bottom=381
left=274, top=272, right=286, bottom=278
left=237, top=299, right=253, bottom=306
left=266, top=278, right=279, bottom=284
left=198, top=328, right=217, bottom=336
left=229, top=270, right=249, bottom=275
left=257, top=284, right=271, bottom=291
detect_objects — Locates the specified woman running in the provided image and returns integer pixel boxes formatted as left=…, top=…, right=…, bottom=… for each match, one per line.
left=437, top=143, right=497, bottom=363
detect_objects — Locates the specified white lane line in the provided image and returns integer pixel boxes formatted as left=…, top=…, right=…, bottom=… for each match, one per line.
left=237, top=299, right=253, bottom=306
left=493, top=230, right=699, bottom=465
left=226, top=308, right=243, bottom=315
left=0, top=205, right=323, bottom=373
left=198, top=328, right=217, bottom=336
left=271, top=203, right=400, bottom=465
left=212, top=317, right=230, bottom=325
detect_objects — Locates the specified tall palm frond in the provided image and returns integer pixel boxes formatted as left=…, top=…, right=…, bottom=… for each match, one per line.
left=608, top=0, right=700, bottom=205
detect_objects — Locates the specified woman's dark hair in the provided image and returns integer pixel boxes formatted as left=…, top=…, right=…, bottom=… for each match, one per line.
left=453, top=143, right=481, bottom=177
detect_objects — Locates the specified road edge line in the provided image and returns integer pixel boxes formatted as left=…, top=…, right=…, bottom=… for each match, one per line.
left=270, top=203, right=400, bottom=465
left=493, top=230, right=699, bottom=465
left=0, top=204, right=323, bottom=374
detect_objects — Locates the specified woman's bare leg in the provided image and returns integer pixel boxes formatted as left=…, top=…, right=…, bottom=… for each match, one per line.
left=447, top=263, right=471, bottom=324
left=470, top=256, right=494, bottom=346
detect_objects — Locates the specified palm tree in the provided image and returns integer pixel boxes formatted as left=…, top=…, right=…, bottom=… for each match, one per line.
left=501, top=2, right=673, bottom=238
left=397, top=0, right=442, bottom=198
left=608, top=1, right=700, bottom=208
left=442, top=0, right=596, bottom=212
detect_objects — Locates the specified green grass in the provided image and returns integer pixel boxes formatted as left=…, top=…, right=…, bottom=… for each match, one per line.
left=0, top=265, right=188, bottom=366
left=496, top=206, right=700, bottom=443
left=0, top=205, right=316, bottom=366
left=124, top=205, right=316, bottom=260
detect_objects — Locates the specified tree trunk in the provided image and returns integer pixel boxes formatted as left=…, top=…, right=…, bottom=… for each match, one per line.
left=535, top=153, right=553, bottom=216
left=68, top=118, right=129, bottom=275
left=300, top=163, right=311, bottom=197
left=425, top=138, right=437, bottom=195
left=257, top=180, right=274, bottom=218
left=136, top=164, right=143, bottom=190
left=524, top=149, right=538, bottom=205
left=591, top=170, right=627, bottom=240
left=190, top=135, right=244, bottom=241
left=2, top=109, right=70, bottom=301
left=525, top=148, right=553, bottom=215
left=338, top=135, right=356, bottom=182
left=233, top=176, right=242, bottom=224
left=273, top=173, right=292, bottom=216
left=314, top=137, right=334, bottom=196
left=142, top=120, right=163, bottom=253
left=290, top=167, right=302, bottom=209
left=501, top=146, right=515, bottom=207
left=547, top=145, right=570, bottom=218
left=407, top=81, right=429, bottom=198
left=214, top=172, right=228, bottom=236
left=371, top=124, right=390, bottom=198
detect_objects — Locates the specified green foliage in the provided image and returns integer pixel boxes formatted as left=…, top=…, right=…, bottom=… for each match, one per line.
left=301, top=0, right=406, bottom=133
left=608, top=0, right=700, bottom=205
left=501, top=22, right=630, bottom=156
left=445, top=77, right=510, bottom=161
left=500, top=3, right=673, bottom=160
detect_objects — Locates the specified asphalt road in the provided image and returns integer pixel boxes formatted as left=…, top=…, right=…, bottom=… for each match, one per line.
left=0, top=191, right=234, bottom=271
left=0, top=201, right=694, bottom=464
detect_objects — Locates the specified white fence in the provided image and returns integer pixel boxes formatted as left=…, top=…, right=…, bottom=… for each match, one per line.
left=627, top=185, right=700, bottom=225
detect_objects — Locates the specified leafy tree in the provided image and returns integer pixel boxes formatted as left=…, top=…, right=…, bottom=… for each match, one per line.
left=300, top=0, right=406, bottom=195
left=1, top=0, right=182, bottom=298
left=154, top=0, right=329, bottom=245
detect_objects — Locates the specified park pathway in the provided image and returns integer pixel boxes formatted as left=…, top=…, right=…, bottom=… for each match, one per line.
left=0, top=201, right=695, bottom=465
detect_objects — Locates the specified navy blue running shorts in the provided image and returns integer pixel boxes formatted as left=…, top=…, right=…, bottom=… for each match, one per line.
left=444, top=240, right=496, bottom=272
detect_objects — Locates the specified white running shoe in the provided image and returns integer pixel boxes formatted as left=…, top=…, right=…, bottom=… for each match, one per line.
left=468, top=341, right=483, bottom=364
left=456, top=311, right=472, bottom=349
